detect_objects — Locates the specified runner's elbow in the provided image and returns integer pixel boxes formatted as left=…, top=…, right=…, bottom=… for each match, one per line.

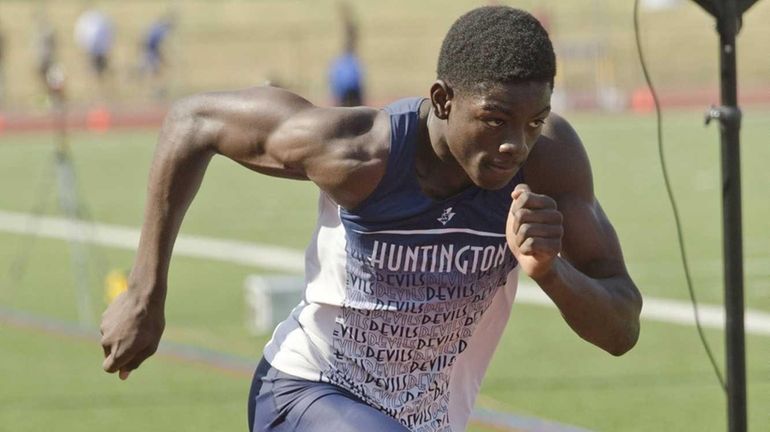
left=606, top=321, right=640, bottom=356
left=159, top=95, right=218, bottom=154
left=606, top=302, right=641, bottom=356
left=609, top=281, right=642, bottom=356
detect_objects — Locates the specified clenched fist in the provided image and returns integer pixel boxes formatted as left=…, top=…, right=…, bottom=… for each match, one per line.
left=100, top=287, right=165, bottom=380
left=506, top=183, right=564, bottom=280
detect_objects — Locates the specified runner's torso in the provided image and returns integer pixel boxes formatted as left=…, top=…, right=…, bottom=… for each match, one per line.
left=264, top=97, right=523, bottom=432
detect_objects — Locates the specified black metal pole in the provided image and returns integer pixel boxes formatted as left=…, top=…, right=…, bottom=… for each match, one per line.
left=691, top=0, right=753, bottom=430
left=715, top=2, right=747, bottom=431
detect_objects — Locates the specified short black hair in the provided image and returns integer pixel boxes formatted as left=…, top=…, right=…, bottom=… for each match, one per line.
left=437, top=6, right=556, bottom=92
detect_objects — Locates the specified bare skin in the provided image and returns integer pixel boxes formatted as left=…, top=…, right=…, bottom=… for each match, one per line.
left=100, top=82, right=641, bottom=380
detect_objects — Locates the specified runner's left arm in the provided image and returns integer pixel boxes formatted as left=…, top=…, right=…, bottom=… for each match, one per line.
left=511, top=113, right=642, bottom=356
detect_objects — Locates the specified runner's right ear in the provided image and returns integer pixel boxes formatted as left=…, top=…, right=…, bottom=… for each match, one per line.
left=429, top=80, right=453, bottom=120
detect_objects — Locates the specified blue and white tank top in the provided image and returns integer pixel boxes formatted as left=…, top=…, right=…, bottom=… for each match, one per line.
left=264, top=97, right=523, bottom=432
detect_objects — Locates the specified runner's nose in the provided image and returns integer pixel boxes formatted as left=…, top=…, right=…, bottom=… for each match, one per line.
left=498, top=140, right=526, bottom=158
left=498, top=127, right=527, bottom=155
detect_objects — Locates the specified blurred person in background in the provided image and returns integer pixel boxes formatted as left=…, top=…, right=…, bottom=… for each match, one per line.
left=74, top=7, right=114, bottom=99
left=0, top=20, right=5, bottom=107
left=100, top=6, right=642, bottom=432
left=137, top=12, right=176, bottom=100
left=33, top=10, right=60, bottom=105
left=328, top=1, right=364, bottom=107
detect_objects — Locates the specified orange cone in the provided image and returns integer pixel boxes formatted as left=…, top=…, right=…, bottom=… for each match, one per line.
left=630, top=87, right=655, bottom=113
left=87, top=107, right=112, bottom=132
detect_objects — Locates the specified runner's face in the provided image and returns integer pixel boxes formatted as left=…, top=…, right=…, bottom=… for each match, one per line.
left=444, top=81, right=552, bottom=190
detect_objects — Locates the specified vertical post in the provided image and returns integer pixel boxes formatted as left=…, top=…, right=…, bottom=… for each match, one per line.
left=53, top=78, right=94, bottom=327
left=56, top=147, right=94, bottom=327
left=716, top=1, right=747, bottom=431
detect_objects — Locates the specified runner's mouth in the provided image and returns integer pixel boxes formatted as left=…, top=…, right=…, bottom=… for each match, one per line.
left=486, top=160, right=520, bottom=173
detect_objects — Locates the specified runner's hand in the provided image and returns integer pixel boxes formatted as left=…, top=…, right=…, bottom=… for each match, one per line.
left=100, top=286, right=165, bottom=380
left=506, top=183, right=563, bottom=280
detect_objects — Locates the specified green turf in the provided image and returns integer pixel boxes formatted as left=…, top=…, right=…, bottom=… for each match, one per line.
left=485, top=303, right=770, bottom=431
left=0, top=324, right=250, bottom=432
left=0, top=130, right=320, bottom=249
left=1, top=109, right=769, bottom=431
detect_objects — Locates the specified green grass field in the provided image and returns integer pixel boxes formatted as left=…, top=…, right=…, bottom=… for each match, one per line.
left=1, top=108, right=769, bottom=431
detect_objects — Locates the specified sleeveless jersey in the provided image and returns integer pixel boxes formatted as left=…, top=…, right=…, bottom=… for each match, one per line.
left=263, top=97, right=523, bottom=432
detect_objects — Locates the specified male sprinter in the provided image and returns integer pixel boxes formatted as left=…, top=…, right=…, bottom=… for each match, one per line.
left=100, top=6, right=642, bottom=432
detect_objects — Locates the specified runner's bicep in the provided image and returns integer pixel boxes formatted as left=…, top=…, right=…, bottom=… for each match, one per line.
left=559, top=196, right=628, bottom=279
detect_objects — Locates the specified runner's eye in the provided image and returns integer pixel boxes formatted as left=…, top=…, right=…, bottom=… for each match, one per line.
left=484, top=119, right=504, bottom=128
left=528, top=119, right=546, bottom=128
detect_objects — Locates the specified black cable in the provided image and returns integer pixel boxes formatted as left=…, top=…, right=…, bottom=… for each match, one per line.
left=632, top=0, right=726, bottom=391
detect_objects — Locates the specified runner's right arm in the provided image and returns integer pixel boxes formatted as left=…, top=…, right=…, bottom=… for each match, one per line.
left=100, top=86, right=389, bottom=379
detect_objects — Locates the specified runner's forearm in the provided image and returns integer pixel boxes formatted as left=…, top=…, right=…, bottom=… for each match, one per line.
left=532, top=257, right=641, bottom=356
left=131, top=102, right=216, bottom=302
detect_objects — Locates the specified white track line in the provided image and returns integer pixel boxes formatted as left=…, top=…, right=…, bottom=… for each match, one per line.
left=1, top=209, right=769, bottom=336
left=514, top=282, right=770, bottom=336
left=0, top=210, right=304, bottom=273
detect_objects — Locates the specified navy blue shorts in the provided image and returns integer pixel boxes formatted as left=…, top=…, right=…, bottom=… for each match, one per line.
left=248, top=358, right=409, bottom=432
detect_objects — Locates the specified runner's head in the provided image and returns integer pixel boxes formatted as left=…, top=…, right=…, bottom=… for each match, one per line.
left=436, top=6, right=555, bottom=93
left=430, top=6, right=555, bottom=190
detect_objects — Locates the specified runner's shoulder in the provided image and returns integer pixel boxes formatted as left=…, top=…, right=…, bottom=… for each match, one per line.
left=525, top=112, right=593, bottom=198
